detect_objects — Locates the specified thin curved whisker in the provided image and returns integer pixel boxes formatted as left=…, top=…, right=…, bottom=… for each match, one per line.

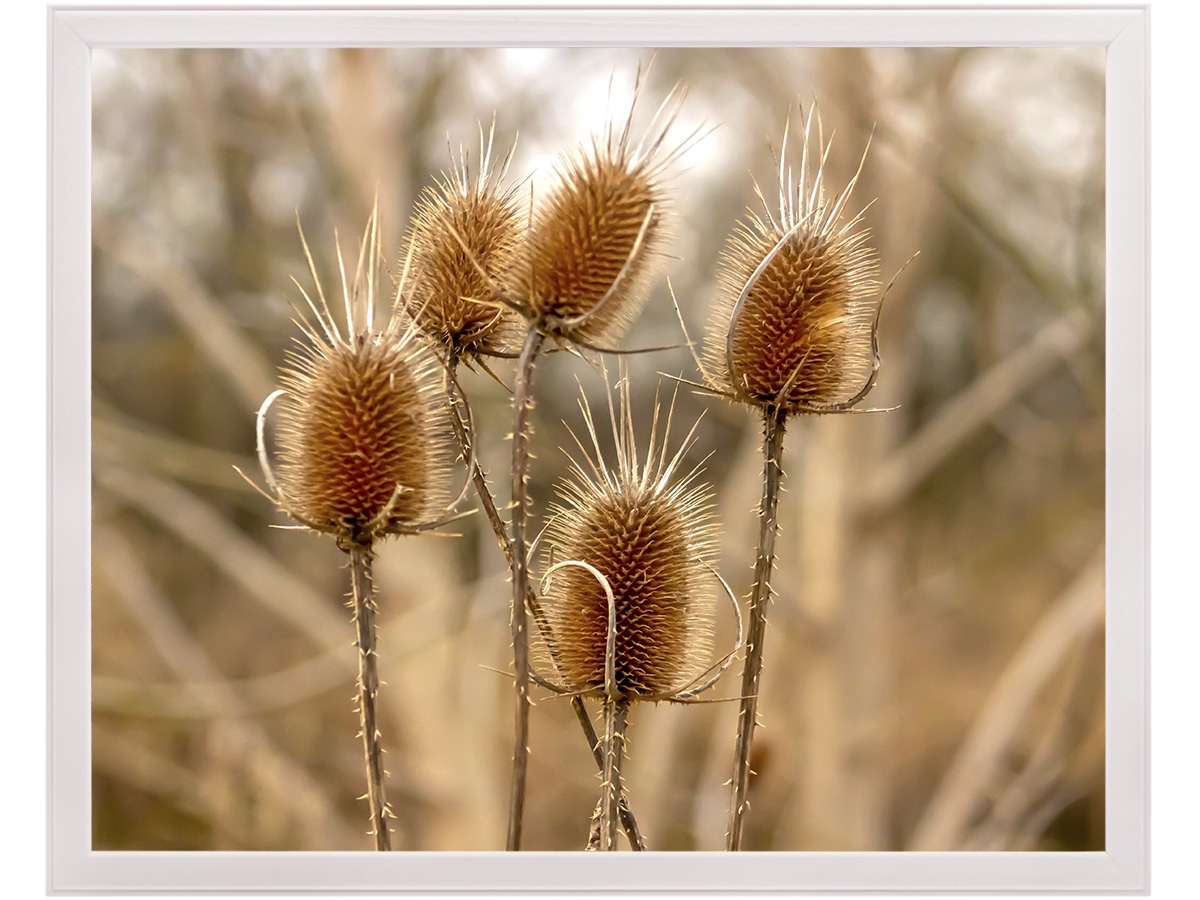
left=666, top=278, right=712, bottom=384
left=566, top=337, right=689, bottom=357
left=724, top=218, right=806, bottom=386
left=387, top=231, right=419, bottom=336
left=399, top=508, right=478, bottom=536
left=231, top=464, right=278, bottom=505
left=673, top=561, right=745, bottom=700
left=543, top=560, right=619, bottom=702
left=294, top=214, right=344, bottom=344
left=655, top=372, right=740, bottom=402
left=333, top=227, right=354, bottom=341
left=365, top=482, right=413, bottom=532
left=289, top=277, right=339, bottom=347
left=555, top=202, right=657, bottom=332
left=255, top=389, right=286, bottom=500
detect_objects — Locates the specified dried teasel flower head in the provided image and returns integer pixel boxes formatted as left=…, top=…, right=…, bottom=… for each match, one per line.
left=703, top=104, right=883, bottom=416
left=399, top=120, right=525, bottom=361
left=537, top=371, right=728, bottom=702
left=255, top=206, right=456, bottom=551
left=511, top=67, right=698, bottom=347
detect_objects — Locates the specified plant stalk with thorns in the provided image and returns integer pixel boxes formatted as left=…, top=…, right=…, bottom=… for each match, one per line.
left=692, top=104, right=895, bottom=851
left=247, top=206, right=460, bottom=850
left=398, top=116, right=691, bottom=854
left=533, top=370, right=741, bottom=850
left=475, top=68, right=698, bottom=850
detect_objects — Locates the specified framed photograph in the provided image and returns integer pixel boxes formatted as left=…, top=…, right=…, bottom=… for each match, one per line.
left=49, top=3, right=1148, bottom=893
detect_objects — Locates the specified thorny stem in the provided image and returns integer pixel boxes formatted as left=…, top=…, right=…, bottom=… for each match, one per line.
left=444, top=358, right=519, bottom=566
left=727, top=405, right=788, bottom=851
left=446, top=355, right=647, bottom=850
left=507, top=325, right=546, bottom=851
left=348, top=544, right=392, bottom=851
left=599, top=697, right=631, bottom=851
left=571, top=700, right=646, bottom=850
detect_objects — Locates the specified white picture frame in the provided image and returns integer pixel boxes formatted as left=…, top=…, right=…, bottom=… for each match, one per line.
left=49, top=3, right=1148, bottom=893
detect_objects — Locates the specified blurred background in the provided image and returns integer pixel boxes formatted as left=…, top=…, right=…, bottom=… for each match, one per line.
left=91, top=46, right=1105, bottom=851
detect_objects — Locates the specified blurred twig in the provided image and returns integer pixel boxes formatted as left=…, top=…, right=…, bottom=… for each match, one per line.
left=909, top=546, right=1104, bottom=850
left=962, top=632, right=1100, bottom=850
left=94, top=525, right=362, bottom=848
left=937, top=171, right=1083, bottom=311
left=93, top=402, right=258, bottom=494
left=92, top=723, right=252, bottom=848
left=93, top=217, right=277, bottom=411
left=858, top=307, right=1095, bottom=518
left=94, top=463, right=350, bottom=651
left=93, top=652, right=352, bottom=719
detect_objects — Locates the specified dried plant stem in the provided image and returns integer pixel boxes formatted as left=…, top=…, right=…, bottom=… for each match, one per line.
left=571, top=700, right=646, bottom=850
left=444, top=359, right=515, bottom=569
left=598, top=697, right=631, bottom=851
left=727, top=405, right=788, bottom=851
left=446, top=357, right=647, bottom=850
left=506, top=325, right=546, bottom=851
left=348, top=545, right=392, bottom=851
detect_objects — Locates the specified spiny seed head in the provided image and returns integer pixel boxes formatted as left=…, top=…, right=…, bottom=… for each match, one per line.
left=400, top=127, right=524, bottom=359
left=273, top=335, right=451, bottom=547
left=704, top=105, right=882, bottom=416
left=261, top=208, right=454, bottom=550
left=511, top=78, right=691, bottom=345
left=540, top=376, right=718, bottom=701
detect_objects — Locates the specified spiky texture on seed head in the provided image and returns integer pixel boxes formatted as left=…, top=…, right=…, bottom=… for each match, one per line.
left=264, top=209, right=454, bottom=550
left=703, top=105, right=882, bottom=415
left=540, top=377, right=718, bottom=701
left=273, top=335, right=451, bottom=547
left=400, top=129, right=524, bottom=360
left=512, top=80, right=690, bottom=346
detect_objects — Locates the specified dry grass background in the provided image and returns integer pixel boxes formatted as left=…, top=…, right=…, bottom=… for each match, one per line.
left=90, top=46, right=1105, bottom=851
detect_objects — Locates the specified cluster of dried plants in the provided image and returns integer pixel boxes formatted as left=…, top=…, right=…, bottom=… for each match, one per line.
left=92, top=47, right=1106, bottom=854
left=245, top=64, right=904, bottom=851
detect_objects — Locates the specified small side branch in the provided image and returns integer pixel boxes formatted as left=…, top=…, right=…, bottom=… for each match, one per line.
left=727, top=405, right=788, bottom=851
left=348, top=545, right=392, bottom=851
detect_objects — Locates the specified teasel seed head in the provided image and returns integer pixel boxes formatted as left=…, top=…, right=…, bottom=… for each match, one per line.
left=539, top=374, right=720, bottom=701
left=703, top=104, right=883, bottom=415
left=258, top=206, right=455, bottom=550
left=399, top=122, right=525, bottom=361
left=512, top=73, right=695, bottom=346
